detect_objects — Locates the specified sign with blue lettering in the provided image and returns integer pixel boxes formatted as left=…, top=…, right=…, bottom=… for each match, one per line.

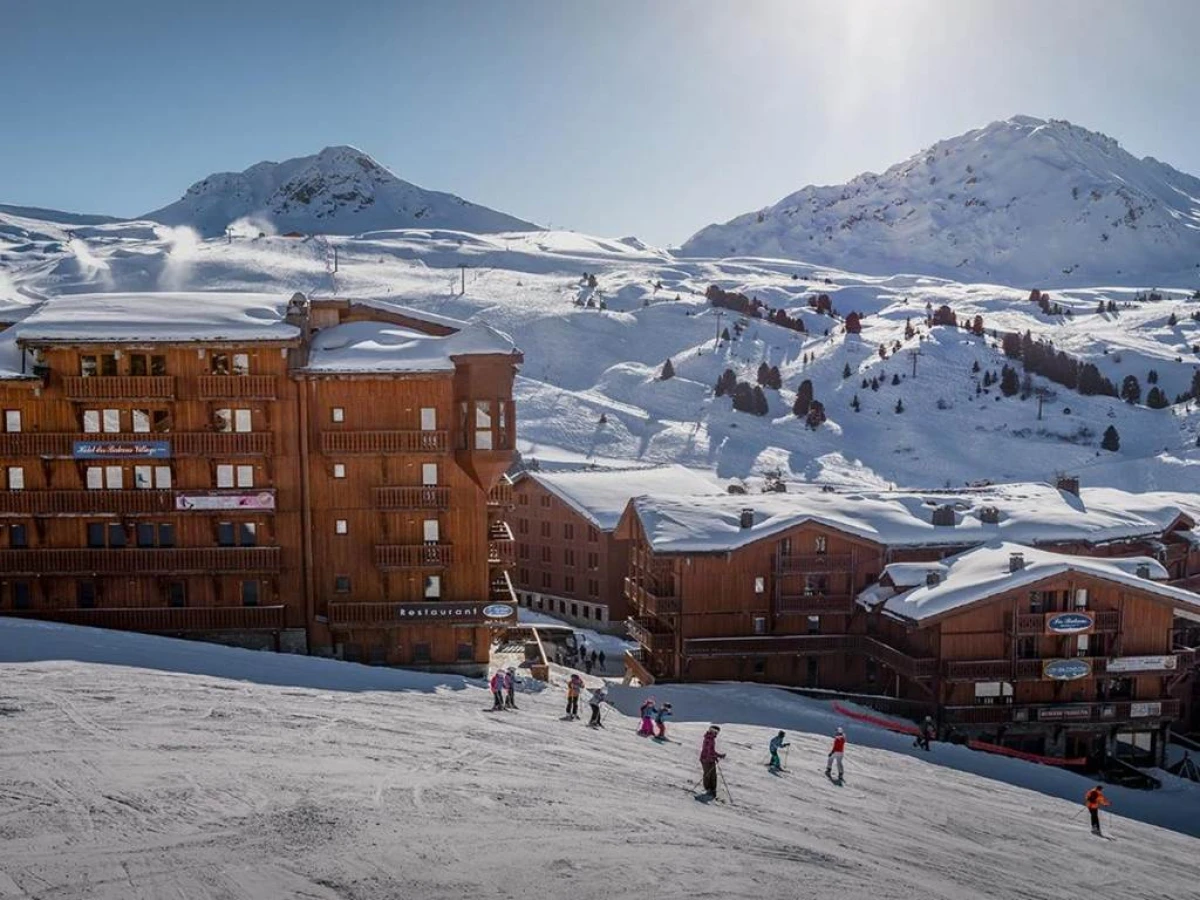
left=1043, top=658, right=1092, bottom=681
left=1045, top=612, right=1094, bottom=635
left=482, top=604, right=516, bottom=620
left=73, top=440, right=172, bottom=459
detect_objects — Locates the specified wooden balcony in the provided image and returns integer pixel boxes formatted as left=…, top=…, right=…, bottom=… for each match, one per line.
left=943, top=698, right=1182, bottom=726
left=680, top=633, right=937, bottom=679
left=0, top=431, right=273, bottom=457
left=626, top=617, right=674, bottom=652
left=1, top=605, right=285, bottom=633
left=491, top=570, right=518, bottom=605
left=196, top=375, right=278, bottom=400
left=488, top=474, right=514, bottom=508
left=374, top=486, right=450, bottom=510
left=1013, top=610, right=1120, bottom=634
left=63, top=376, right=175, bottom=400
left=624, top=577, right=680, bottom=618
left=321, top=430, right=448, bottom=455
left=0, top=546, right=281, bottom=575
left=776, top=593, right=856, bottom=615
left=488, top=521, right=515, bottom=567
left=776, top=553, right=854, bottom=573
left=374, top=543, right=452, bottom=569
left=0, top=489, right=173, bottom=516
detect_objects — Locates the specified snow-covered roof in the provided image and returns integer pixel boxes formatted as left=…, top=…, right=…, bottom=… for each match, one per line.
left=518, top=465, right=720, bottom=532
left=0, top=330, right=32, bottom=381
left=303, top=317, right=516, bottom=374
left=15, top=293, right=300, bottom=343
left=871, top=541, right=1200, bottom=623
left=633, top=482, right=1191, bottom=554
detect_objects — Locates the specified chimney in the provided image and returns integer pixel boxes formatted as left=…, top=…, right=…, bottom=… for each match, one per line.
left=925, top=571, right=941, bottom=586
left=1055, top=474, right=1080, bottom=496
left=1009, top=552, right=1026, bottom=573
left=931, top=504, right=956, bottom=527
left=739, top=508, right=754, bottom=529
left=1136, top=563, right=1151, bottom=579
left=980, top=505, right=1001, bottom=524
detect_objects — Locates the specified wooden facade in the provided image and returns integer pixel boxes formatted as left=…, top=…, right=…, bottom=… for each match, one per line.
left=0, top=295, right=521, bottom=674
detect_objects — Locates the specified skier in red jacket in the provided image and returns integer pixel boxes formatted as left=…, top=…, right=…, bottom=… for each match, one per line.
left=825, top=727, right=846, bottom=781
left=699, top=725, right=726, bottom=796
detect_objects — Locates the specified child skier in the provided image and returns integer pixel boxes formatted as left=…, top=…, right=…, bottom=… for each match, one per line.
left=489, top=670, right=505, bottom=711
left=566, top=673, right=583, bottom=719
left=1084, top=784, right=1111, bottom=836
left=638, top=697, right=657, bottom=736
left=914, top=716, right=936, bottom=751
left=699, top=725, right=726, bottom=796
left=768, top=731, right=790, bottom=771
left=654, top=702, right=673, bottom=739
left=825, top=727, right=846, bottom=781
left=588, top=686, right=607, bottom=727
left=503, top=667, right=518, bottom=709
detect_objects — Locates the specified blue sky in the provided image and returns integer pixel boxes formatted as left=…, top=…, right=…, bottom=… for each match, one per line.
left=2, top=0, right=1197, bottom=245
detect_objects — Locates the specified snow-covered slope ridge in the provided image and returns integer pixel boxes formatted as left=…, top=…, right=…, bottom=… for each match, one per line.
left=1, top=618, right=1197, bottom=900
left=143, top=145, right=540, bottom=237
left=683, top=116, right=1200, bottom=285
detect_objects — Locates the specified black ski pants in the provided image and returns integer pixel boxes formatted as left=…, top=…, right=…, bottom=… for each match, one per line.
left=702, top=761, right=718, bottom=794
left=589, top=703, right=602, bottom=726
left=1089, top=808, right=1100, bottom=832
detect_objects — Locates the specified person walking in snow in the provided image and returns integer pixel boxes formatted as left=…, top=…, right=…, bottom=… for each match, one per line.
left=598, top=650, right=606, bottom=671
left=699, top=725, right=726, bottom=796
left=825, top=727, right=846, bottom=781
left=1084, top=784, right=1111, bottom=836
left=503, top=667, right=518, bottom=709
left=589, top=649, right=598, bottom=669
left=638, top=697, right=657, bottom=736
left=914, top=716, right=936, bottom=751
left=585, top=657, right=594, bottom=675
left=588, top=686, right=607, bottom=727
left=768, top=731, right=790, bottom=772
left=654, top=702, right=672, bottom=739
left=566, top=673, right=583, bottom=719
left=489, top=670, right=505, bottom=711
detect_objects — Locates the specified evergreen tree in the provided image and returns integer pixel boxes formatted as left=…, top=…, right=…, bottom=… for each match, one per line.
left=1002, top=332, right=1022, bottom=358
left=1000, top=365, right=1020, bottom=397
left=870, top=377, right=880, bottom=392
left=757, top=361, right=770, bottom=385
left=1148, top=369, right=1159, bottom=384
left=794, top=379, right=814, bottom=416
left=895, top=398, right=905, bottom=413
left=752, top=385, right=769, bottom=416
left=732, top=381, right=755, bottom=413
left=660, top=358, right=675, bottom=380
left=891, top=373, right=901, bottom=386
left=971, top=360, right=981, bottom=374
left=904, top=318, right=915, bottom=340
left=842, top=362, right=852, bottom=379
left=1169, top=312, right=1179, bottom=327
left=805, top=400, right=826, bottom=429
left=1193, top=369, right=1200, bottom=399
left=721, top=327, right=731, bottom=342
left=845, top=311, right=863, bottom=334
left=861, top=378, right=869, bottom=389
left=715, top=368, right=737, bottom=397
left=767, top=365, right=783, bottom=390
left=1101, top=425, right=1120, bottom=452
left=1147, top=386, right=1169, bottom=409
left=851, top=394, right=861, bottom=412
left=971, top=315, right=985, bottom=336
left=1121, top=374, right=1141, bottom=405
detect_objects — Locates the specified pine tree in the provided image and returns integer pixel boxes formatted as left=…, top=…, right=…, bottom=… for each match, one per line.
left=891, top=373, right=901, bottom=386
left=870, top=377, right=880, bottom=392
left=1101, top=425, right=1120, bottom=452
left=1121, top=374, right=1141, bottom=405
left=904, top=318, right=915, bottom=340
left=971, top=360, right=981, bottom=374
left=842, top=362, right=852, bottom=379
left=1000, top=365, right=1020, bottom=397
left=767, top=365, right=783, bottom=390
left=1096, top=301, right=1105, bottom=315
left=895, top=398, right=905, bottom=413
left=660, top=358, right=675, bottom=380
left=851, top=394, right=861, bottom=412
left=845, top=311, right=862, bottom=334
left=971, top=315, right=985, bottom=336
left=861, top=378, right=869, bottom=389
left=715, top=368, right=737, bottom=397
left=805, top=400, right=826, bottom=428
left=757, top=361, right=770, bottom=385
left=794, top=379, right=813, bottom=416
left=1147, top=386, right=1169, bottom=409
left=752, top=385, right=769, bottom=416
left=732, top=381, right=754, bottom=413
left=721, top=327, right=731, bottom=342
left=1192, top=369, right=1200, bottom=399
left=1148, top=369, right=1158, bottom=384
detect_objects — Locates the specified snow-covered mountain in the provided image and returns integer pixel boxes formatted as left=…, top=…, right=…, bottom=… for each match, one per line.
left=142, top=145, right=540, bottom=237
left=682, top=116, right=1200, bottom=286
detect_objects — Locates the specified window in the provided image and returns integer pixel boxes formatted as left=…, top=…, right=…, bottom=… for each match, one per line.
left=211, top=353, right=230, bottom=375
left=217, top=522, right=235, bottom=547
left=457, top=643, right=474, bottom=662
left=241, top=581, right=259, bottom=607
left=815, top=535, right=828, bottom=553
left=420, top=407, right=437, bottom=431
left=214, top=409, right=232, bottom=432
left=158, top=523, right=175, bottom=547
left=424, top=575, right=441, bottom=599
left=150, top=355, right=166, bottom=376
left=1029, top=591, right=1043, bottom=614
left=236, top=465, right=254, bottom=488
left=587, top=552, right=598, bottom=570
left=12, top=582, right=30, bottom=610
left=102, top=409, right=120, bottom=433
left=132, top=409, right=151, bottom=433
left=335, top=519, right=348, bottom=535
left=422, top=463, right=438, bottom=486
left=806, top=657, right=819, bottom=685
left=474, top=400, right=493, bottom=450
left=518, top=518, right=528, bottom=535
left=565, top=575, right=575, bottom=592
left=587, top=526, right=598, bottom=543
left=80, top=355, right=97, bottom=377
left=232, top=353, right=250, bottom=376
left=153, top=410, right=170, bottom=432
left=541, top=572, right=552, bottom=589
left=1017, top=636, right=1038, bottom=659
left=134, top=466, right=152, bottom=489
left=3, top=410, right=20, bottom=433
left=413, top=643, right=432, bottom=664
left=497, top=401, right=510, bottom=449
left=1076, top=634, right=1090, bottom=657
left=239, top=523, right=257, bottom=547
left=87, top=523, right=105, bottom=548
left=100, top=354, right=117, bottom=376
left=563, top=523, right=574, bottom=540
left=974, top=681, right=1014, bottom=704
left=587, top=579, right=599, bottom=598
left=104, top=466, right=122, bottom=489
left=129, top=354, right=148, bottom=376
left=564, top=548, right=575, bottom=567
left=333, top=463, right=346, bottom=479
left=519, top=493, right=529, bottom=506
left=540, top=495, right=551, bottom=508
left=77, top=581, right=97, bottom=609
left=571, top=603, right=579, bottom=617
left=423, top=520, right=439, bottom=542
left=331, top=407, right=345, bottom=423
left=753, top=616, right=766, bottom=635
left=83, top=410, right=101, bottom=433
left=9, top=524, right=27, bottom=549
left=136, top=523, right=156, bottom=547
left=6, top=467, right=24, bottom=490
left=540, top=521, right=551, bottom=538
left=518, top=567, right=529, bottom=584
left=335, top=576, right=351, bottom=594
left=234, top=409, right=252, bottom=433
left=518, top=542, right=529, bottom=559
left=166, top=581, right=186, bottom=607
left=807, top=615, right=821, bottom=635
left=582, top=606, right=590, bottom=619
left=107, top=523, right=126, bottom=548
left=753, top=659, right=766, bottom=676
left=1074, top=589, right=1088, bottom=609
left=541, top=546, right=552, bottom=563
left=754, top=576, right=766, bottom=594
left=155, top=466, right=172, bottom=489
left=216, top=465, right=234, bottom=488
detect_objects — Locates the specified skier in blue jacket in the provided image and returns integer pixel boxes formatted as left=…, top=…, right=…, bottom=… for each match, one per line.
left=768, top=731, right=790, bottom=771
left=654, top=702, right=673, bottom=739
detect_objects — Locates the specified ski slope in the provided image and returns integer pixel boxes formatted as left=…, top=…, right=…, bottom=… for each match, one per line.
left=0, top=619, right=1197, bottom=899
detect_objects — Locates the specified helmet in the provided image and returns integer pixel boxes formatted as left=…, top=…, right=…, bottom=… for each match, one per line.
left=777, top=730, right=785, bottom=737
left=836, top=727, right=844, bottom=735
left=710, top=725, right=721, bottom=732
left=663, top=702, right=672, bottom=709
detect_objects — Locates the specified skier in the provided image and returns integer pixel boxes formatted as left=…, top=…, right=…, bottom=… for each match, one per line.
left=589, top=649, right=598, bottom=669
left=598, top=650, right=606, bottom=671
left=503, top=667, right=518, bottom=709
left=489, top=670, right=505, bottom=711
left=768, top=730, right=790, bottom=772
left=914, top=716, right=936, bottom=751
left=585, top=657, right=594, bottom=675
left=825, top=727, right=846, bottom=781
left=1084, top=784, right=1111, bottom=836
left=654, top=702, right=673, bottom=739
left=699, top=725, right=726, bottom=796
left=588, top=685, right=607, bottom=727
left=566, top=673, right=584, bottom=719
left=638, top=697, right=657, bottom=736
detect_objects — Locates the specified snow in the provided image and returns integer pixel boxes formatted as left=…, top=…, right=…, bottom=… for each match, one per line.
left=516, top=464, right=721, bottom=531
left=143, top=145, right=540, bottom=238
left=304, top=317, right=516, bottom=374
left=632, top=483, right=1192, bottom=554
left=517, top=605, right=636, bottom=663
left=1, top=618, right=1198, bottom=900
left=872, top=540, right=1197, bottom=622
left=13, top=292, right=300, bottom=343
left=682, top=115, right=1200, bottom=286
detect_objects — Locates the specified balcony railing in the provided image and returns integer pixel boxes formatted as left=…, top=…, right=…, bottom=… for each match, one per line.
left=626, top=617, right=674, bottom=652
left=776, top=553, right=854, bottom=573
left=0, top=546, right=281, bottom=575
left=488, top=521, right=515, bottom=567
left=374, top=486, right=450, bottom=510
left=943, top=698, right=1182, bottom=726
left=0, top=489, right=174, bottom=515
left=488, top=474, right=514, bottom=508
left=0, top=432, right=273, bottom=457
left=776, top=593, right=856, bottom=615
left=1, top=605, right=285, bottom=633
left=1013, top=610, right=1120, bottom=634
left=681, top=633, right=937, bottom=679
left=321, top=430, right=448, bottom=455
left=63, top=376, right=176, bottom=400
left=196, top=375, right=278, bottom=400
left=624, top=577, right=680, bottom=617
left=491, top=570, right=518, bottom=605
left=374, top=543, right=452, bottom=569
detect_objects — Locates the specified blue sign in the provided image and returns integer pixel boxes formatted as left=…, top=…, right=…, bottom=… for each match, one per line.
left=73, top=440, right=172, bottom=460
left=482, top=604, right=515, bottom=620
left=1046, top=612, right=1094, bottom=634
left=1043, top=658, right=1092, bottom=681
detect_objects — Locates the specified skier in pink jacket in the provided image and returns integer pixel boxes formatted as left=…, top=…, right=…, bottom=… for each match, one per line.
left=699, top=725, right=725, bottom=796
left=489, top=671, right=504, bottom=711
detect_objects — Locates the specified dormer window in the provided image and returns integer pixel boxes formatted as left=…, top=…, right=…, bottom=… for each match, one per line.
left=815, top=535, right=827, bottom=554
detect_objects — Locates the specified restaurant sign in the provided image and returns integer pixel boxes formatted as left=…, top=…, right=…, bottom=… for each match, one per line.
left=1045, top=612, right=1094, bottom=635
left=1130, top=702, right=1163, bottom=718
left=1037, top=706, right=1093, bottom=721
left=73, top=440, right=171, bottom=459
left=175, top=491, right=276, bottom=511
left=1043, top=658, right=1092, bottom=681
left=1105, top=655, right=1178, bottom=674
left=390, top=603, right=517, bottom=625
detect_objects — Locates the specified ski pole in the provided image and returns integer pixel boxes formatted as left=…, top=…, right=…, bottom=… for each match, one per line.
left=716, top=761, right=734, bottom=806
left=784, top=746, right=791, bottom=770
left=1071, top=808, right=1085, bottom=821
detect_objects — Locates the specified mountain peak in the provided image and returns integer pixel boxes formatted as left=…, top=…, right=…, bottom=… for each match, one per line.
left=144, top=148, right=539, bottom=238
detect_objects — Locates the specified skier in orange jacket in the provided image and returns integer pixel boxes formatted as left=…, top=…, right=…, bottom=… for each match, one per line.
left=1084, top=785, right=1111, bottom=836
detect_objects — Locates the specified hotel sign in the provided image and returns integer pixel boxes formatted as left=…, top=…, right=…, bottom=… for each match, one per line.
left=73, top=440, right=171, bottom=459
left=1045, top=612, right=1094, bottom=635
left=390, top=603, right=517, bottom=625
left=1130, top=702, right=1163, bottom=718
left=175, top=491, right=276, bottom=511
left=1043, top=658, right=1092, bottom=681
left=1105, top=655, right=1178, bottom=674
